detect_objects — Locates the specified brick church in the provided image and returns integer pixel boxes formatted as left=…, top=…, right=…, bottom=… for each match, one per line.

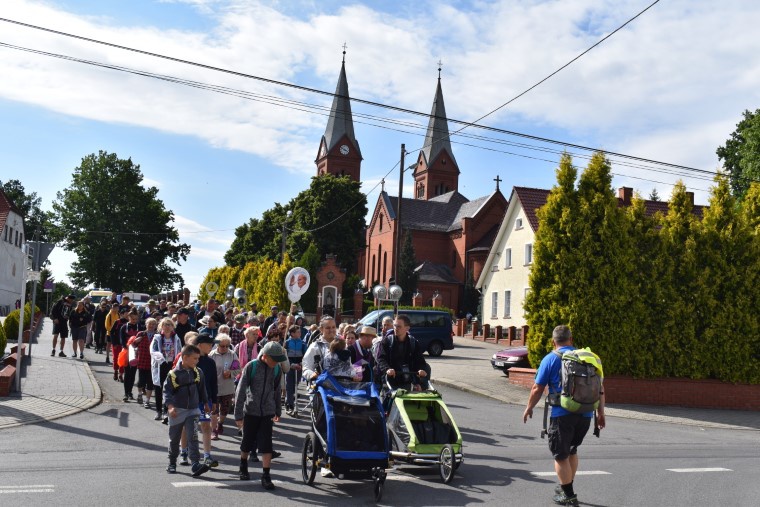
left=315, top=57, right=507, bottom=313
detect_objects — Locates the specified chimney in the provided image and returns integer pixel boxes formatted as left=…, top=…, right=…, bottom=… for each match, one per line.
left=685, top=192, right=694, bottom=206
left=618, top=187, right=633, bottom=206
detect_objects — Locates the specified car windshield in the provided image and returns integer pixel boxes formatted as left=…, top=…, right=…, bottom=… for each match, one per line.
left=358, top=310, right=382, bottom=326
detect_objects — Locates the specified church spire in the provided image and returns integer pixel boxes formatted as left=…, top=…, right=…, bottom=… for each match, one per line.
left=322, top=53, right=361, bottom=158
left=421, top=72, right=457, bottom=168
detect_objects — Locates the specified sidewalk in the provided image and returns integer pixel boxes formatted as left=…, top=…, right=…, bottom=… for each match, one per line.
left=431, top=337, right=760, bottom=431
left=0, top=317, right=101, bottom=430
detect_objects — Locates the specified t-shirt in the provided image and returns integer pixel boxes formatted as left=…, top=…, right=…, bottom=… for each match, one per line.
left=535, top=346, right=593, bottom=419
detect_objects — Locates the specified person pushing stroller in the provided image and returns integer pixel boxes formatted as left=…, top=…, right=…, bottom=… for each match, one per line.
left=376, top=315, right=430, bottom=391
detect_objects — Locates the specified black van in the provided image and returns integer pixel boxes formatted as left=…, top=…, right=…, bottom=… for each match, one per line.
left=358, top=309, right=454, bottom=357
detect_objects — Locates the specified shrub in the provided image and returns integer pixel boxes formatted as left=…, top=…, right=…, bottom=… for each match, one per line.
left=2, top=303, right=40, bottom=343
left=0, top=323, right=6, bottom=354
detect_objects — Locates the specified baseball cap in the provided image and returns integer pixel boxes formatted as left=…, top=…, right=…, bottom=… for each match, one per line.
left=196, top=333, right=215, bottom=345
left=261, top=342, right=287, bottom=363
left=177, top=307, right=190, bottom=316
left=234, top=314, right=246, bottom=323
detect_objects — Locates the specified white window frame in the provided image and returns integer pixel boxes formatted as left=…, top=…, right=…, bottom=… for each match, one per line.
left=525, top=243, right=533, bottom=265
left=491, top=292, right=498, bottom=319
left=504, top=247, right=512, bottom=269
left=504, top=290, right=511, bottom=318
left=515, top=218, right=523, bottom=230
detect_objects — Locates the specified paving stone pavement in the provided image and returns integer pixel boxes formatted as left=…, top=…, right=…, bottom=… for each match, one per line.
left=0, top=317, right=102, bottom=430
left=431, top=336, right=760, bottom=431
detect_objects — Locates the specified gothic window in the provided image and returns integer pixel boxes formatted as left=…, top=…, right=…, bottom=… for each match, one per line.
left=383, top=252, right=387, bottom=283
left=371, top=255, right=376, bottom=283
left=379, top=214, right=384, bottom=232
left=417, top=183, right=425, bottom=199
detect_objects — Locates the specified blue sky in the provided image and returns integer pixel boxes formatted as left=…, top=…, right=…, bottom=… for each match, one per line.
left=1, top=0, right=759, bottom=294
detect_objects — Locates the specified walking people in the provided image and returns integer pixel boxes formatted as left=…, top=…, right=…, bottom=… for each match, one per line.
left=284, top=324, right=307, bottom=415
left=151, top=318, right=182, bottom=422
left=121, top=309, right=144, bottom=402
left=105, top=303, right=122, bottom=366
left=68, top=300, right=92, bottom=360
left=351, top=326, right=378, bottom=382
left=208, top=334, right=240, bottom=440
left=195, top=333, right=220, bottom=468
left=302, top=316, right=337, bottom=381
left=92, top=301, right=109, bottom=354
left=50, top=294, right=75, bottom=357
left=133, top=317, right=158, bottom=409
left=234, top=341, right=286, bottom=490
left=522, top=325, right=606, bottom=507
left=376, top=315, right=429, bottom=390
left=163, top=344, right=210, bottom=478
left=174, top=307, right=195, bottom=346
left=229, top=314, right=247, bottom=347
left=83, top=296, right=95, bottom=349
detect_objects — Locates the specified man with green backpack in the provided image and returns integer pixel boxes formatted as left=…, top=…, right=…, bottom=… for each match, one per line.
left=523, top=325, right=606, bottom=507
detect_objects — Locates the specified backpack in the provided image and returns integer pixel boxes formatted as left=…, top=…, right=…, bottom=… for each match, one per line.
left=548, top=348, right=603, bottom=413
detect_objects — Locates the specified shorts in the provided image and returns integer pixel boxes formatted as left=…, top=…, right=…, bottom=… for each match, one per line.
left=71, top=326, right=87, bottom=341
left=240, top=414, right=274, bottom=454
left=136, top=369, right=154, bottom=390
left=198, top=402, right=211, bottom=422
left=214, top=394, right=234, bottom=416
left=548, top=414, right=591, bottom=461
left=53, top=322, right=69, bottom=338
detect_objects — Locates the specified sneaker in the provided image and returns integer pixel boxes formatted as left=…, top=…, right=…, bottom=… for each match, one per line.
left=58, top=351, right=66, bottom=357
left=80, top=353, right=84, bottom=360
left=238, top=461, right=250, bottom=481
left=191, top=462, right=210, bottom=477
left=113, top=372, right=118, bottom=381
left=261, top=474, right=275, bottom=490
left=211, top=431, right=219, bottom=441
left=143, top=402, right=151, bottom=409
left=320, top=468, right=334, bottom=478
left=166, top=463, right=177, bottom=474
left=105, top=358, right=111, bottom=365
left=154, top=413, right=163, bottom=421
left=85, top=344, right=91, bottom=349
left=180, top=452, right=189, bottom=466
left=118, top=374, right=123, bottom=382
left=553, top=492, right=579, bottom=506
left=137, top=394, right=143, bottom=405
left=271, top=450, right=281, bottom=460
left=162, top=416, right=169, bottom=425
left=123, top=395, right=129, bottom=402
left=203, top=455, right=219, bottom=468
left=51, top=349, right=55, bottom=357
left=128, top=393, right=135, bottom=400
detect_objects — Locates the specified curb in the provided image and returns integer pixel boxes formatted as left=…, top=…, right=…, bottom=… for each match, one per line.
left=434, top=378, right=760, bottom=432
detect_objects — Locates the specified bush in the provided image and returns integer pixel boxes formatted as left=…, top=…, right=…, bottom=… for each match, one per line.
left=2, top=303, right=40, bottom=343
left=0, top=323, right=6, bottom=354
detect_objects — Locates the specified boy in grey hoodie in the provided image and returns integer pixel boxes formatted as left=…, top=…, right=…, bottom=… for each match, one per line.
left=163, top=344, right=210, bottom=477
left=234, top=341, right=285, bottom=490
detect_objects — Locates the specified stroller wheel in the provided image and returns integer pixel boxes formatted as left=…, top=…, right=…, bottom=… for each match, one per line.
left=439, top=444, right=455, bottom=484
left=301, top=431, right=319, bottom=485
left=373, top=472, right=385, bottom=502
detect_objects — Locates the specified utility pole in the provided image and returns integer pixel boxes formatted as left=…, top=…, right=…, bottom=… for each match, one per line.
left=394, top=144, right=405, bottom=284
left=281, top=210, right=293, bottom=264
left=15, top=244, right=29, bottom=393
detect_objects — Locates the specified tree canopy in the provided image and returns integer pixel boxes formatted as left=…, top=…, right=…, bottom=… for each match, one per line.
left=225, top=175, right=367, bottom=272
left=52, top=151, right=190, bottom=293
left=1, top=178, right=57, bottom=243
left=717, top=108, right=760, bottom=200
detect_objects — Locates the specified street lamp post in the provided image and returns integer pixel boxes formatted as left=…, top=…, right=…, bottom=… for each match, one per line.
left=373, top=283, right=403, bottom=317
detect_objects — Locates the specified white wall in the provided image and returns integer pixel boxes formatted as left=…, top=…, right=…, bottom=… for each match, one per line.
left=480, top=201, right=534, bottom=328
left=0, top=210, right=25, bottom=314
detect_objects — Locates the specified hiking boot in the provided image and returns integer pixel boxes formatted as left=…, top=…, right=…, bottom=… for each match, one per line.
left=191, top=462, right=210, bottom=477
left=261, top=474, right=275, bottom=490
left=166, top=462, right=177, bottom=474
left=238, top=460, right=250, bottom=481
left=553, top=492, right=579, bottom=506
left=51, top=349, right=55, bottom=357
left=58, top=351, right=66, bottom=357
left=203, top=455, right=218, bottom=468
left=137, top=394, right=143, bottom=405
left=179, top=452, right=189, bottom=466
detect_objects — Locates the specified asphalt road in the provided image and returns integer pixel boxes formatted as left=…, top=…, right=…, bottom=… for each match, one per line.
left=0, top=358, right=758, bottom=506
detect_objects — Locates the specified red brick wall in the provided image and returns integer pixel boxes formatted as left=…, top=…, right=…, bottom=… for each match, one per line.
left=507, top=368, right=760, bottom=410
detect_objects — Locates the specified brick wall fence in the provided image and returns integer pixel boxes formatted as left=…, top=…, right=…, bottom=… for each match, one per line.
left=507, top=367, right=760, bottom=411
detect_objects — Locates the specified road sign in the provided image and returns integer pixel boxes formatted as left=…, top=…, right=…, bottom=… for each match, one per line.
left=28, top=270, right=41, bottom=282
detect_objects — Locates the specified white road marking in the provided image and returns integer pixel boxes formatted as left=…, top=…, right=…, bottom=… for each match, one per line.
left=531, top=471, right=611, bottom=477
left=171, top=480, right=285, bottom=488
left=666, top=468, right=733, bottom=473
left=0, top=485, right=55, bottom=489
left=0, top=489, right=55, bottom=494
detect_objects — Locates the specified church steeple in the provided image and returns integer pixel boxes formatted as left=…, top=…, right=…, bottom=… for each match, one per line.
left=413, top=69, right=460, bottom=200
left=316, top=48, right=362, bottom=182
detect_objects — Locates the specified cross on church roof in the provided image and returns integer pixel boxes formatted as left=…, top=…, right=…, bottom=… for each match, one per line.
left=342, top=42, right=348, bottom=62
left=437, top=59, right=443, bottom=79
left=381, top=178, right=385, bottom=192
left=494, top=175, right=502, bottom=192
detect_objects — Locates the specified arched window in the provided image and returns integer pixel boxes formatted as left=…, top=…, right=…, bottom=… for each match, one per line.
left=371, top=255, right=376, bottom=283
left=417, top=182, right=425, bottom=199
left=383, top=252, right=387, bottom=283
left=379, top=214, right=384, bottom=232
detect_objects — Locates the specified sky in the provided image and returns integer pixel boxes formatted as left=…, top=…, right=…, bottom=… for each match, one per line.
left=1, top=0, right=759, bottom=295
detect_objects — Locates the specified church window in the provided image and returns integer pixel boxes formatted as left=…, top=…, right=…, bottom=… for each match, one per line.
left=417, top=183, right=425, bottom=199
left=371, top=255, right=376, bottom=283
left=379, top=214, right=384, bottom=232
left=383, top=252, right=387, bottom=283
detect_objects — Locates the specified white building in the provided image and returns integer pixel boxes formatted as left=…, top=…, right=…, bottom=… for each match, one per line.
left=0, top=189, right=26, bottom=316
left=476, top=186, right=549, bottom=331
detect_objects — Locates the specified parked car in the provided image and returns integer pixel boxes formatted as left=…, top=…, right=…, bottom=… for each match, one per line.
left=490, top=346, right=530, bottom=375
left=357, top=309, right=454, bottom=357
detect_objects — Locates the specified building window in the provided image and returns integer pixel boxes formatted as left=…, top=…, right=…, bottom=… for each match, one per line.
left=15, top=230, right=19, bottom=247
left=504, top=248, right=512, bottom=269
left=504, top=290, right=511, bottom=318
left=525, top=243, right=533, bottom=265
left=515, top=218, right=523, bottom=230
left=491, top=292, right=498, bottom=319
left=19, top=233, right=23, bottom=246
left=417, top=183, right=425, bottom=199
left=3, top=226, right=6, bottom=242
left=382, top=252, right=387, bottom=283
left=379, top=214, right=383, bottom=232
left=371, top=255, right=376, bottom=283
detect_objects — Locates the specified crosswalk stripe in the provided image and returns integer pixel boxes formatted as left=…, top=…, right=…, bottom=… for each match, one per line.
left=171, top=480, right=284, bottom=488
left=0, top=485, right=55, bottom=489
left=0, top=489, right=55, bottom=494
left=531, top=471, right=611, bottom=477
left=666, top=468, right=732, bottom=473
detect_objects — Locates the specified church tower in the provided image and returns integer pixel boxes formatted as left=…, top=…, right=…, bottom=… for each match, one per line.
left=412, top=72, right=460, bottom=200
left=315, top=52, right=362, bottom=181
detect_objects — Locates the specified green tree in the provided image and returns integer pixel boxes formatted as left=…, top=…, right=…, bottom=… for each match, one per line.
left=648, top=187, right=660, bottom=201
left=297, top=243, right=321, bottom=312
left=224, top=204, right=288, bottom=266
left=716, top=109, right=760, bottom=200
left=396, top=230, right=418, bottom=306
left=52, top=151, right=190, bottom=293
left=525, top=153, right=580, bottom=367
left=0, top=178, right=58, bottom=243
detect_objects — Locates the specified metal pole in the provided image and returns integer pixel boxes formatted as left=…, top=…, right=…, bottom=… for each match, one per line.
left=27, top=238, right=40, bottom=358
left=14, top=244, right=28, bottom=394
left=394, top=144, right=405, bottom=283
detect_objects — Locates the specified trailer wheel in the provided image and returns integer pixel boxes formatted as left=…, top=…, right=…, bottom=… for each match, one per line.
left=301, top=431, right=319, bottom=485
left=439, top=444, right=454, bottom=484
